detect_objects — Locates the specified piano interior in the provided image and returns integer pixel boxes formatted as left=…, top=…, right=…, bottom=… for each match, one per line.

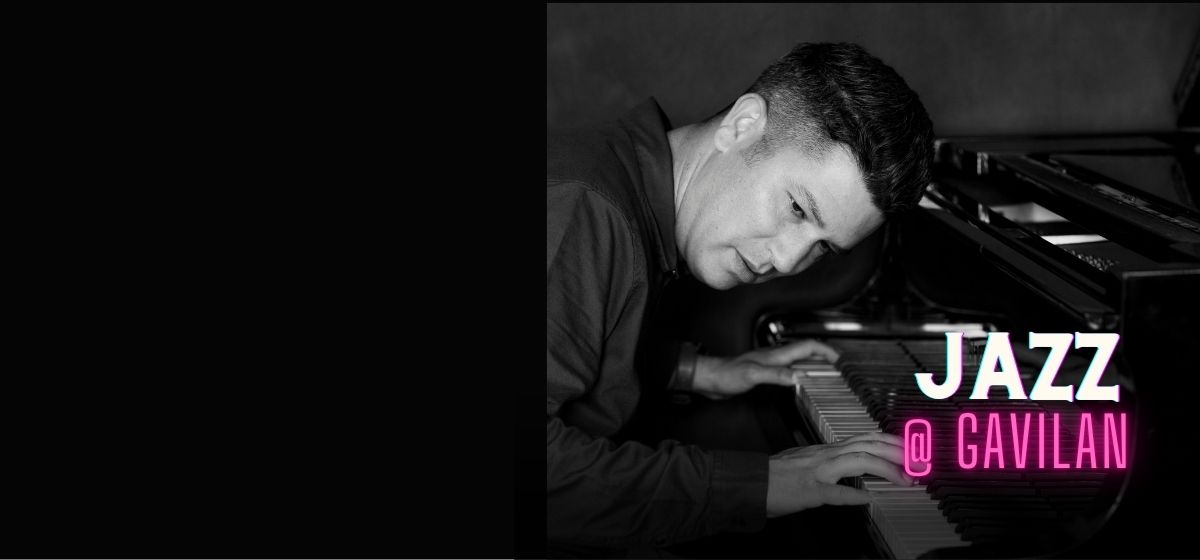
left=655, top=132, right=1200, bottom=558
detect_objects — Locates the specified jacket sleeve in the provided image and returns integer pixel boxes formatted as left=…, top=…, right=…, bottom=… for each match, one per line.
left=546, top=417, right=767, bottom=547
left=546, top=183, right=768, bottom=547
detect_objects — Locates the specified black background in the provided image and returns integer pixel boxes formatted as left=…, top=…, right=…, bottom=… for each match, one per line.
left=2, top=4, right=537, bottom=559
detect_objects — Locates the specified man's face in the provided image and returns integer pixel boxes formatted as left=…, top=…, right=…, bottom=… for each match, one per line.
left=676, top=142, right=884, bottom=290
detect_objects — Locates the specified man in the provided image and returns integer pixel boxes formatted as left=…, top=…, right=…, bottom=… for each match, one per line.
left=547, top=42, right=935, bottom=554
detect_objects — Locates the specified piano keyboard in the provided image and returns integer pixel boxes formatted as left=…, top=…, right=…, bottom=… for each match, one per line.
left=790, top=337, right=1123, bottom=559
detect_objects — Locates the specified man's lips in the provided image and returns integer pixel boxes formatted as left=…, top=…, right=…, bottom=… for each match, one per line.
left=737, top=252, right=761, bottom=279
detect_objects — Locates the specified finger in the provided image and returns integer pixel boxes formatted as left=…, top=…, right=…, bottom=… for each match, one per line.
left=836, top=431, right=904, bottom=448
left=748, top=365, right=799, bottom=387
left=818, top=483, right=872, bottom=506
left=833, top=440, right=905, bottom=466
left=761, top=340, right=840, bottom=366
left=819, top=451, right=914, bottom=487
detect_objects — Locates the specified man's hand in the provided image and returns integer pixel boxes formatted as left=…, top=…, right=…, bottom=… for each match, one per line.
left=690, top=339, right=839, bottom=400
left=766, top=432, right=913, bottom=518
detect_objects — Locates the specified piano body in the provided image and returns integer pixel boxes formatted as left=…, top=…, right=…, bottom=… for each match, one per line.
left=741, top=130, right=1200, bottom=558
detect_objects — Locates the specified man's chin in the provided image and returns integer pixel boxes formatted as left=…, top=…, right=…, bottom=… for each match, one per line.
left=694, top=268, right=741, bottom=291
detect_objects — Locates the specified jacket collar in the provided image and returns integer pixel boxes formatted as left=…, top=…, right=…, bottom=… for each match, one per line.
left=618, top=97, right=680, bottom=276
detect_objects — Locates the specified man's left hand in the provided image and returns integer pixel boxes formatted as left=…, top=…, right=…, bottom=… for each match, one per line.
left=690, top=339, right=839, bottom=400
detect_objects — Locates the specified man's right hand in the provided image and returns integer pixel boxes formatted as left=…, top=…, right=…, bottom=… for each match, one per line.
left=766, top=431, right=913, bottom=518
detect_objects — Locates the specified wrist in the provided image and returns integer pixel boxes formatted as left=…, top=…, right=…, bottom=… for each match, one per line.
left=692, top=353, right=720, bottom=394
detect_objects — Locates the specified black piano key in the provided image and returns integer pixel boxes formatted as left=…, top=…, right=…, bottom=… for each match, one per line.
left=928, top=471, right=1027, bottom=481
left=1024, top=471, right=1110, bottom=481
left=928, top=479, right=1032, bottom=494
left=933, top=485, right=1039, bottom=498
left=939, top=495, right=1050, bottom=508
left=1036, top=487, right=1105, bottom=497
left=944, top=501, right=1055, bottom=515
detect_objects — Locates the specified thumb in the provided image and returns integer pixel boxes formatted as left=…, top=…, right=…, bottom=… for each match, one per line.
left=819, top=483, right=873, bottom=506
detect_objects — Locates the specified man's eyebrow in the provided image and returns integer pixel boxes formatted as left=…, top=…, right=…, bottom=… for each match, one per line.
left=801, top=187, right=825, bottom=229
left=800, top=186, right=846, bottom=255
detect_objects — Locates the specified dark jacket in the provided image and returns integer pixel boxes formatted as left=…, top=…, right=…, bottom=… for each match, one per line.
left=546, top=99, right=768, bottom=551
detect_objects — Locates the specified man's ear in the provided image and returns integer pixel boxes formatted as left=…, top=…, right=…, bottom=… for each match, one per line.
left=713, top=93, right=767, bottom=153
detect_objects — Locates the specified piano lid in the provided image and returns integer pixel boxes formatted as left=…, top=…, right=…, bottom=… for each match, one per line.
left=926, top=133, right=1200, bottom=330
left=935, top=134, right=1200, bottom=256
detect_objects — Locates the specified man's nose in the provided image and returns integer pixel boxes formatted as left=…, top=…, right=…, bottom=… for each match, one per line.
left=770, top=237, right=812, bottom=275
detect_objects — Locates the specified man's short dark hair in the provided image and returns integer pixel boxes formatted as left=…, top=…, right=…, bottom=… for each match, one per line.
left=741, top=42, right=934, bottom=216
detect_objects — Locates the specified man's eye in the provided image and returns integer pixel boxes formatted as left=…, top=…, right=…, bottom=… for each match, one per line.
left=790, top=198, right=806, bottom=219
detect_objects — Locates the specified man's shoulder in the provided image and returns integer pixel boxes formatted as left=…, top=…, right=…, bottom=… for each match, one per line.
left=547, top=122, right=642, bottom=219
left=547, top=124, right=650, bottom=278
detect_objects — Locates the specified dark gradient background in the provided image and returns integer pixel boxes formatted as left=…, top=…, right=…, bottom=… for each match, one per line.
left=548, top=3, right=1200, bottom=135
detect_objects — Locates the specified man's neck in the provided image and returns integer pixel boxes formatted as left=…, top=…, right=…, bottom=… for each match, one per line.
left=667, top=121, right=716, bottom=217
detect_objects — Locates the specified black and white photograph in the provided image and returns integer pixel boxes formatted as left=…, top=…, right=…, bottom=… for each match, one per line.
left=545, top=4, right=1200, bottom=558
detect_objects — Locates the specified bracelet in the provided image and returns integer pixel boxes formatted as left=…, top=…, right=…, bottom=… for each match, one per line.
left=673, top=341, right=700, bottom=392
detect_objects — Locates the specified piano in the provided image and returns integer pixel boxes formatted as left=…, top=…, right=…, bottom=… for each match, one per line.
left=749, top=130, right=1200, bottom=558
